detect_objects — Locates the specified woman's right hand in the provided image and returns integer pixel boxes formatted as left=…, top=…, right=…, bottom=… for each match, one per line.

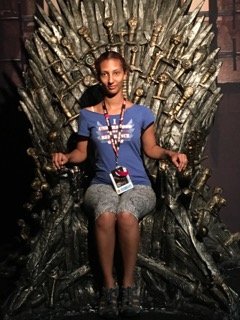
left=52, top=152, right=69, bottom=170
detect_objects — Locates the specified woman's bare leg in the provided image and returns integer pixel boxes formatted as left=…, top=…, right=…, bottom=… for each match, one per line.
left=95, top=212, right=117, bottom=288
left=117, top=212, right=140, bottom=287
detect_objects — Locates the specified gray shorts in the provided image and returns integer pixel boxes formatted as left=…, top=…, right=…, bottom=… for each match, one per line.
left=83, top=184, right=156, bottom=220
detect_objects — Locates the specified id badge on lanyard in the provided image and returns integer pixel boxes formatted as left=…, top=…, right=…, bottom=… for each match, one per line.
left=103, top=99, right=133, bottom=194
left=109, top=166, right=133, bottom=195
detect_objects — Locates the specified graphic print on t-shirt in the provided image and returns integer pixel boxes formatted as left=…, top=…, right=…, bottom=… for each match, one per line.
left=96, top=118, right=134, bottom=143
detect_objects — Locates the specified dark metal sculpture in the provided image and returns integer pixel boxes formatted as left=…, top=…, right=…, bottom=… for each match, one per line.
left=2, top=0, right=240, bottom=319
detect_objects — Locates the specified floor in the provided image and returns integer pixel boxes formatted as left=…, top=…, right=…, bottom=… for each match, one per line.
left=1, top=310, right=207, bottom=320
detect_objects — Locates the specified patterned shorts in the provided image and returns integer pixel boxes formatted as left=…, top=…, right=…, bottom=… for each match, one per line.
left=83, top=184, right=156, bottom=220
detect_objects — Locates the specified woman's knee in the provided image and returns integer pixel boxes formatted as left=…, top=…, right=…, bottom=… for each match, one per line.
left=117, top=212, right=138, bottom=229
left=95, top=212, right=117, bottom=230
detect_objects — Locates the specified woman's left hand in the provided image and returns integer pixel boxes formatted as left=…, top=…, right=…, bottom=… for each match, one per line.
left=170, top=152, right=188, bottom=172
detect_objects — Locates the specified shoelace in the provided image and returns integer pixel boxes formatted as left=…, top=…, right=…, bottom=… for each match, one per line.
left=122, top=287, right=133, bottom=305
left=103, top=288, right=116, bottom=304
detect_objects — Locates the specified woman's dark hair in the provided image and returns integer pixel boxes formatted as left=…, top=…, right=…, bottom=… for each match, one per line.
left=79, top=84, right=104, bottom=108
left=94, top=51, right=129, bottom=80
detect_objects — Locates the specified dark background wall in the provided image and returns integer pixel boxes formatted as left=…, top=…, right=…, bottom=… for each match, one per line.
left=0, top=1, right=239, bottom=247
left=0, top=0, right=40, bottom=245
left=205, top=83, right=240, bottom=232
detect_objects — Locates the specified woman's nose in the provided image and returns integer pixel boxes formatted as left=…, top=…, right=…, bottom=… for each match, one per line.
left=108, top=74, right=113, bottom=83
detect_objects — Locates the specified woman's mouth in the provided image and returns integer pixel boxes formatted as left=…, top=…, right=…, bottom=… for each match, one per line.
left=107, top=85, right=116, bottom=90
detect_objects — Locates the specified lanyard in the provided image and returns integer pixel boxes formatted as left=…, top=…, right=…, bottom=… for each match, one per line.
left=102, top=99, right=126, bottom=165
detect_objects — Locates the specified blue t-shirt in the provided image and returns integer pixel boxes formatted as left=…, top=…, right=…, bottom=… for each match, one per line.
left=78, top=104, right=155, bottom=186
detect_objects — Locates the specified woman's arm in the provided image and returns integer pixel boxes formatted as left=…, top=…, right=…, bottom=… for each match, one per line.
left=52, top=139, right=88, bottom=170
left=141, top=124, right=188, bottom=172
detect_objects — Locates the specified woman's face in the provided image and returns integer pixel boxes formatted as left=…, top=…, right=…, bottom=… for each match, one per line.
left=99, top=58, right=127, bottom=97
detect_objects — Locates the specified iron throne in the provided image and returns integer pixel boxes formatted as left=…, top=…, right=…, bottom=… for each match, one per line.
left=3, top=0, right=240, bottom=319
